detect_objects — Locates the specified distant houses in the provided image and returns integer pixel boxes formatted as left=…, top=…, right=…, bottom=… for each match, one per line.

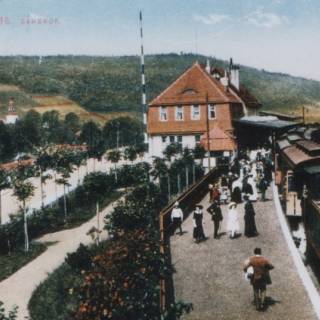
left=146, top=59, right=261, bottom=166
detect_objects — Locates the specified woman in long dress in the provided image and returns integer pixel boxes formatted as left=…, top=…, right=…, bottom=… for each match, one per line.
left=244, top=195, right=258, bottom=237
left=193, top=205, right=206, bottom=243
left=227, top=202, right=240, bottom=239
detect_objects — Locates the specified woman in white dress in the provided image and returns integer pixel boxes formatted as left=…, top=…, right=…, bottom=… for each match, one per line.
left=247, top=174, right=258, bottom=202
left=227, top=202, right=240, bottom=239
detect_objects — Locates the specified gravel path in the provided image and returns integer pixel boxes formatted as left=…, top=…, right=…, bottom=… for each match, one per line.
left=171, top=188, right=317, bottom=320
left=0, top=198, right=119, bottom=320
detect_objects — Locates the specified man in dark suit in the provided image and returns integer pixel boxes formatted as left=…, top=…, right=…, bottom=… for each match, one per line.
left=243, top=248, right=274, bottom=311
left=207, top=201, right=223, bottom=238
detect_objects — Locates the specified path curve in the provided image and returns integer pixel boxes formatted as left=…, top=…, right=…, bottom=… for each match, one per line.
left=0, top=198, right=119, bottom=320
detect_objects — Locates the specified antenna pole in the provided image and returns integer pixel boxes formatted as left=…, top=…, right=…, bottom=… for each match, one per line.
left=206, top=93, right=211, bottom=171
left=139, top=10, right=147, bottom=144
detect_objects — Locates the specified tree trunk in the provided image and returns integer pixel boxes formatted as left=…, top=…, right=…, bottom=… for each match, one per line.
left=167, top=175, right=171, bottom=201
left=96, top=201, right=100, bottom=245
left=54, top=173, right=58, bottom=202
left=114, top=164, right=118, bottom=183
left=0, top=190, right=2, bottom=225
left=40, top=175, right=44, bottom=208
left=178, top=174, right=181, bottom=194
left=193, top=164, right=196, bottom=184
left=63, top=185, right=67, bottom=222
left=23, top=201, right=29, bottom=252
left=185, top=166, right=189, bottom=187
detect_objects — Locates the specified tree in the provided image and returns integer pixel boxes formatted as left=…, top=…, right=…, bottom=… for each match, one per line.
left=107, top=150, right=121, bottom=183
left=72, top=150, right=88, bottom=185
left=80, top=121, right=105, bottom=171
left=83, top=172, right=113, bottom=244
left=151, top=157, right=169, bottom=197
left=124, top=146, right=137, bottom=164
left=182, top=148, right=194, bottom=187
left=64, top=112, right=80, bottom=134
left=163, top=143, right=182, bottom=161
left=52, top=148, right=75, bottom=222
left=0, top=301, right=18, bottom=320
left=193, top=144, right=206, bottom=160
left=0, top=169, right=11, bottom=224
left=0, top=122, right=15, bottom=162
left=34, top=146, right=53, bottom=208
left=11, top=164, right=35, bottom=252
left=102, top=117, right=144, bottom=149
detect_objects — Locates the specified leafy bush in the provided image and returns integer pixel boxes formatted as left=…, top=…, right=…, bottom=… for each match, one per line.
left=106, top=182, right=166, bottom=235
left=65, top=244, right=92, bottom=272
left=0, top=302, right=18, bottom=320
left=73, top=230, right=172, bottom=320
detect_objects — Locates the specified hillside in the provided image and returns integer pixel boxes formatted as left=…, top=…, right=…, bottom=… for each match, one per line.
left=0, top=54, right=320, bottom=121
left=0, top=86, right=134, bottom=124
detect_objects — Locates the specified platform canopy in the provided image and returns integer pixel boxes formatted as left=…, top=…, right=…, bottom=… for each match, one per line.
left=234, top=115, right=300, bottom=131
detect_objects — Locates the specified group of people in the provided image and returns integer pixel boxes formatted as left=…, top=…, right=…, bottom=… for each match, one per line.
left=170, top=147, right=275, bottom=311
left=171, top=148, right=272, bottom=242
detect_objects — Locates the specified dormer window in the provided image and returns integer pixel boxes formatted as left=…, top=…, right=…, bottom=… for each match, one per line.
left=181, top=88, right=197, bottom=95
left=160, top=106, right=167, bottom=121
left=208, top=104, right=216, bottom=119
left=191, top=105, right=200, bottom=120
left=175, top=105, right=184, bottom=121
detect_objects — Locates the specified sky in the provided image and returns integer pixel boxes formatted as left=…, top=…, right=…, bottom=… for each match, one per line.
left=0, top=0, right=320, bottom=80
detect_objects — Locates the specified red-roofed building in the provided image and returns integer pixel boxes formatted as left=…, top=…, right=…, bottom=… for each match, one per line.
left=147, top=59, right=260, bottom=159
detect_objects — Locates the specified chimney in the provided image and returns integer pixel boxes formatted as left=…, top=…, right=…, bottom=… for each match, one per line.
left=229, top=57, right=240, bottom=90
left=220, top=69, right=229, bottom=87
left=205, top=58, right=211, bottom=74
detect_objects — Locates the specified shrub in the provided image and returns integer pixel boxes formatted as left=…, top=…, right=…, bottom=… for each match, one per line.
left=0, top=302, right=18, bottom=320
left=65, top=244, right=92, bottom=272
left=73, top=230, right=168, bottom=320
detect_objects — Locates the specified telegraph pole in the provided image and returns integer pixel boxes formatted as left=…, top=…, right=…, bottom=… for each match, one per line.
left=139, top=10, right=148, bottom=144
left=206, top=93, right=211, bottom=171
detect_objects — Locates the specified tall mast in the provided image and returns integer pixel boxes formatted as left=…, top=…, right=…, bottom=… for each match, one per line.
left=139, top=10, right=148, bottom=143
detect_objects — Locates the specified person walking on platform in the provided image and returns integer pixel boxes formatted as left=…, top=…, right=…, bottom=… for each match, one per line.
left=193, top=204, right=206, bottom=243
left=258, top=175, right=269, bottom=201
left=171, top=201, right=183, bottom=235
left=243, top=248, right=274, bottom=311
left=209, top=183, right=220, bottom=203
left=226, top=202, right=240, bottom=239
left=207, top=201, right=223, bottom=238
left=244, top=195, right=258, bottom=237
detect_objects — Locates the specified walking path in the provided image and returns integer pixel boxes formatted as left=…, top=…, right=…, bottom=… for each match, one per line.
left=171, top=188, right=318, bottom=320
left=0, top=198, right=120, bottom=320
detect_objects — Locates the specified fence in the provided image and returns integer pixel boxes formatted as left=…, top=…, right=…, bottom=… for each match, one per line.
left=159, top=168, right=221, bottom=312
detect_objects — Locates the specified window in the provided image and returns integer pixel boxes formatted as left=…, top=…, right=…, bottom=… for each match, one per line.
left=162, top=136, right=167, bottom=143
left=191, top=105, right=200, bottom=120
left=169, top=135, right=175, bottom=143
left=175, top=105, right=184, bottom=121
left=208, top=104, right=216, bottom=119
left=195, top=134, right=201, bottom=142
left=160, top=106, right=167, bottom=121
left=177, top=135, right=182, bottom=143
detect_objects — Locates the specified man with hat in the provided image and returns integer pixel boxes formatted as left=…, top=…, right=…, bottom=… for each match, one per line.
left=171, top=201, right=184, bottom=235
left=207, top=201, right=223, bottom=238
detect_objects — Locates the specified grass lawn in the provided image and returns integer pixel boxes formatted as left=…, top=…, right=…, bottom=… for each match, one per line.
left=0, top=242, right=50, bottom=282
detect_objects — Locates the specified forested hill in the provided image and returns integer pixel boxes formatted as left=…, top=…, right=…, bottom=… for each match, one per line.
left=0, top=54, right=319, bottom=116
